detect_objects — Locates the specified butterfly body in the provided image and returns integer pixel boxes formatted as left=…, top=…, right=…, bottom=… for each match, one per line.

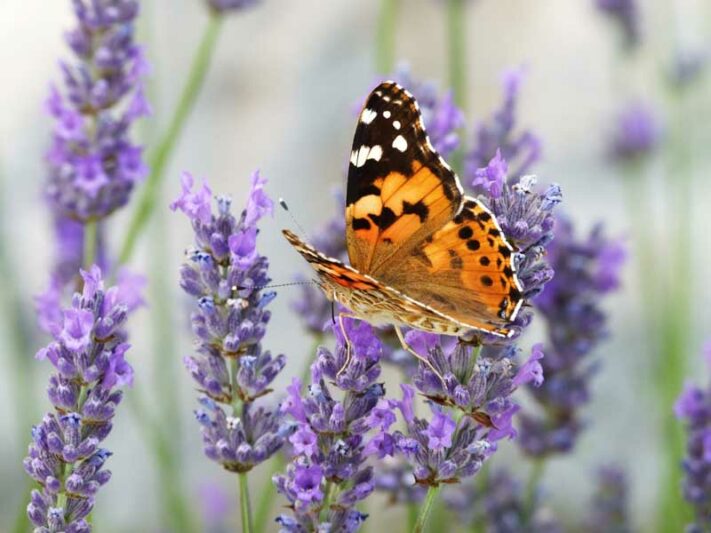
left=285, top=81, right=524, bottom=339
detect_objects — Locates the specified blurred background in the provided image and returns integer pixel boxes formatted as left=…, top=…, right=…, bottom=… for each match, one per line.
left=2, top=0, right=711, bottom=531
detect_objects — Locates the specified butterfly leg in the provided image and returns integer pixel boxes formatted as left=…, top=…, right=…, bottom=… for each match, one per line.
left=336, top=313, right=358, bottom=378
left=393, top=326, right=445, bottom=385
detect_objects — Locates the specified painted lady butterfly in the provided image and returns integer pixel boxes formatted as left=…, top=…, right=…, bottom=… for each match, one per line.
left=284, top=81, right=523, bottom=359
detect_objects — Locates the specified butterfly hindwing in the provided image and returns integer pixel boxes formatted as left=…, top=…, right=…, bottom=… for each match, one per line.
left=345, top=81, right=463, bottom=276
left=377, top=196, right=524, bottom=332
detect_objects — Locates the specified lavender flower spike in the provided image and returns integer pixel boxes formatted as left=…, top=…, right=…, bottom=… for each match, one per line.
left=585, top=466, right=632, bottom=532
left=25, top=266, right=136, bottom=531
left=45, top=0, right=149, bottom=223
left=595, top=0, right=640, bottom=49
left=466, top=67, right=542, bottom=180
left=518, top=216, right=625, bottom=457
left=609, top=102, right=662, bottom=163
left=274, top=319, right=386, bottom=532
left=173, top=171, right=290, bottom=473
left=676, top=341, right=711, bottom=531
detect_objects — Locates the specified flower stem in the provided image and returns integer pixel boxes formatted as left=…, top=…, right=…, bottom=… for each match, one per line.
left=83, top=220, right=97, bottom=268
left=524, top=458, right=545, bottom=522
left=414, top=485, right=441, bottom=533
left=446, top=0, right=468, bottom=173
left=118, top=13, right=223, bottom=265
left=375, top=0, right=398, bottom=74
left=239, top=472, right=254, bottom=533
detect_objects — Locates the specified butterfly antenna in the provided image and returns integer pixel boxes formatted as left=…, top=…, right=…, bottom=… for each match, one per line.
left=279, top=197, right=312, bottom=242
left=232, top=280, right=317, bottom=291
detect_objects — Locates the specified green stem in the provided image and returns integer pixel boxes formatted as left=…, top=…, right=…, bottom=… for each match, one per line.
left=375, top=0, right=398, bottom=74
left=524, top=458, right=545, bottom=521
left=446, top=0, right=468, bottom=173
left=446, top=0, right=467, bottom=113
left=407, top=502, right=419, bottom=531
left=83, top=220, right=98, bottom=268
left=118, top=13, right=224, bottom=265
left=414, top=485, right=441, bottom=533
left=239, top=472, right=254, bottom=533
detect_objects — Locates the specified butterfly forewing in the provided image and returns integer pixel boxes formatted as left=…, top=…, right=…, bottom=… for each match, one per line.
left=345, top=81, right=463, bottom=275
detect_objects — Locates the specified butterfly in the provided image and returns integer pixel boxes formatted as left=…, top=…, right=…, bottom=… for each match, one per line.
left=283, top=81, right=523, bottom=369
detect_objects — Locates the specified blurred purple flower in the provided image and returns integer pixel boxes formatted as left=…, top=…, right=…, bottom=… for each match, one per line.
left=198, top=482, right=231, bottom=530
left=610, top=102, right=662, bottom=162
left=518, top=217, right=625, bottom=457
left=45, top=0, right=149, bottom=223
left=274, top=318, right=384, bottom=531
left=670, top=47, right=711, bottom=88
left=466, top=67, right=542, bottom=180
left=595, top=0, right=640, bottom=49
left=676, top=341, right=711, bottom=530
left=585, top=465, right=631, bottom=532
left=175, top=172, right=288, bottom=473
left=25, top=266, right=137, bottom=531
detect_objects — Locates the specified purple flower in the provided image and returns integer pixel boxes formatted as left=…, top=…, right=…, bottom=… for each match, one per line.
left=518, top=217, right=625, bottom=457
left=609, top=102, right=662, bottom=162
left=424, top=410, right=457, bottom=451
left=471, top=149, right=508, bottom=198
left=466, top=67, right=542, bottom=180
left=274, top=319, right=384, bottom=531
left=45, top=0, right=148, bottom=223
left=513, top=343, right=544, bottom=387
left=595, top=0, right=640, bottom=49
left=676, top=342, right=711, bottom=529
left=24, top=266, right=137, bottom=531
left=175, top=173, right=288, bottom=473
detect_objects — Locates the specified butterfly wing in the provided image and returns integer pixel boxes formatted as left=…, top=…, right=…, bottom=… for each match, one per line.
left=345, top=81, right=462, bottom=276
left=377, top=196, right=524, bottom=333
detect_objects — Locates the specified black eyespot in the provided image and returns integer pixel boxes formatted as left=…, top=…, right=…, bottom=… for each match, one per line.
left=480, top=275, right=493, bottom=287
left=458, top=226, right=473, bottom=240
left=467, top=240, right=480, bottom=251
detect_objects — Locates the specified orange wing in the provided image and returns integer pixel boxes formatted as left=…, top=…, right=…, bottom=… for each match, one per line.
left=345, top=81, right=462, bottom=276
left=377, top=196, right=524, bottom=333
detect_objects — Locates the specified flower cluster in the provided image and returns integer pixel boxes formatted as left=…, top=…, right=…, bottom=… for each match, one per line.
left=609, top=102, right=662, bottom=163
left=381, top=335, right=544, bottom=486
left=24, top=266, right=135, bottom=531
left=466, top=67, right=542, bottom=180
left=446, top=468, right=562, bottom=532
left=675, top=342, right=711, bottom=531
left=45, top=0, right=149, bottom=223
left=594, top=0, right=640, bottom=49
left=173, top=171, right=289, bottom=473
left=518, top=216, right=625, bottom=457
left=274, top=319, right=386, bottom=532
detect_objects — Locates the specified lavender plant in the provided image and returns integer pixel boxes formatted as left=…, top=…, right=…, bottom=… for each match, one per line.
left=172, top=171, right=289, bottom=530
left=24, top=266, right=135, bottom=531
left=594, top=0, right=640, bottom=49
left=675, top=342, right=711, bottom=531
left=518, top=216, right=625, bottom=458
left=584, top=466, right=631, bottom=532
left=274, top=319, right=386, bottom=531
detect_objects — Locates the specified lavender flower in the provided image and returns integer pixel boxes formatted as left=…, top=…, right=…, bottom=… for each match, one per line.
left=609, top=102, right=662, bottom=162
left=446, top=468, right=563, bottom=532
left=45, top=0, right=149, bottom=223
left=24, top=266, right=135, bottom=531
left=466, top=67, right=542, bottom=180
left=675, top=342, right=711, bottom=530
left=518, top=216, right=625, bottom=457
left=595, top=0, right=640, bottom=49
left=585, top=466, right=631, bottom=532
left=274, top=319, right=386, bottom=531
left=173, top=171, right=289, bottom=473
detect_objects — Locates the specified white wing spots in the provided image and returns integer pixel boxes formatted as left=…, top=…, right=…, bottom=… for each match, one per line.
left=368, top=145, right=383, bottom=162
left=352, top=145, right=382, bottom=167
left=383, top=96, right=391, bottom=102
left=360, top=108, right=377, bottom=124
left=393, top=120, right=401, bottom=130
left=392, top=135, right=408, bottom=152
left=383, top=110, right=391, bottom=119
